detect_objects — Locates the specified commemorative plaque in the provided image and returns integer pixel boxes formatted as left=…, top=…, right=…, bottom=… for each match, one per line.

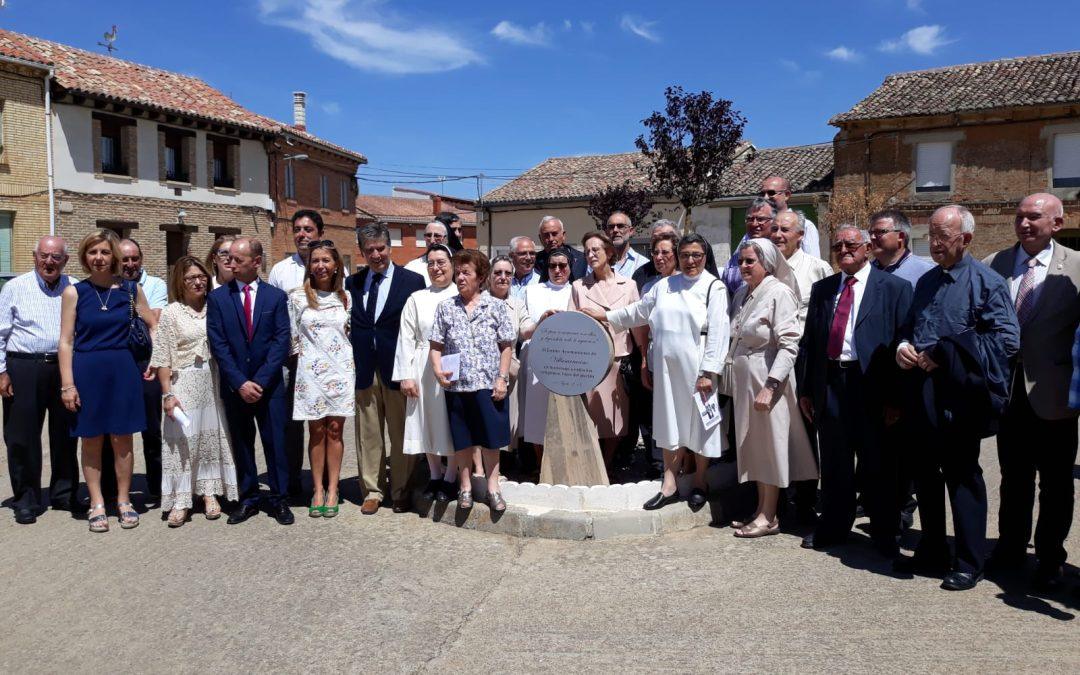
left=529, top=312, right=614, bottom=487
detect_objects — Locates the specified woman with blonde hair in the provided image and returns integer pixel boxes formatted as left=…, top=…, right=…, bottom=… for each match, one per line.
left=59, top=229, right=157, bottom=532
left=151, top=256, right=239, bottom=526
left=288, top=240, right=354, bottom=517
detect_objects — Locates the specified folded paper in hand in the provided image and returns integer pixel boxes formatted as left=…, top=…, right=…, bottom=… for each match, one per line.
left=441, top=353, right=461, bottom=382
left=695, top=390, right=722, bottom=431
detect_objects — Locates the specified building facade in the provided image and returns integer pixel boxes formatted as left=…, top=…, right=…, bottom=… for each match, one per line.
left=830, top=51, right=1080, bottom=259
left=356, top=189, right=477, bottom=266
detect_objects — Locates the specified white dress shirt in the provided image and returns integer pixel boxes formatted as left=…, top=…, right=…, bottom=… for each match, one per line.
left=833, top=262, right=871, bottom=361
left=138, top=268, right=169, bottom=310
left=800, top=215, right=822, bottom=259
left=237, top=278, right=260, bottom=328
left=362, top=263, right=395, bottom=322
left=268, top=253, right=307, bottom=293
left=787, top=248, right=833, bottom=323
left=0, top=271, right=72, bottom=372
left=1008, top=240, right=1053, bottom=305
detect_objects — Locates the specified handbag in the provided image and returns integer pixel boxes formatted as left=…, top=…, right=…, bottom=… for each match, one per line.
left=127, top=281, right=153, bottom=362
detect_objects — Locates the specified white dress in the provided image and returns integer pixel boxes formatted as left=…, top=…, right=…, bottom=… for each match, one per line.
left=607, top=272, right=730, bottom=457
left=393, top=284, right=458, bottom=456
left=288, top=288, right=355, bottom=420
left=521, top=281, right=573, bottom=445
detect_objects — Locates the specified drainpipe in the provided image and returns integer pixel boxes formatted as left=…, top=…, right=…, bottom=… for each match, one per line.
left=44, top=68, right=55, bottom=235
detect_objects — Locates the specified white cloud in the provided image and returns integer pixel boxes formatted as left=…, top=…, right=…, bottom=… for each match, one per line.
left=321, top=101, right=341, bottom=115
left=257, top=0, right=482, bottom=75
left=491, top=20, right=551, bottom=47
left=906, top=0, right=924, bottom=11
left=778, top=58, right=821, bottom=84
left=580, top=21, right=595, bottom=35
left=880, top=24, right=955, bottom=55
left=563, top=19, right=572, bottom=31
left=620, top=15, right=660, bottom=43
left=826, top=46, right=859, bottom=62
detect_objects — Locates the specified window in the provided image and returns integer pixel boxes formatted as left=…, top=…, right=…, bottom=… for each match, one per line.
left=388, top=227, right=402, bottom=246
left=99, top=117, right=126, bottom=175
left=1052, top=133, right=1080, bottom=188
left=339, top=178, right=349, bottom=210
left=1055, top=229, right=1080, bottom=250
left=342, top=254, right=353, bottom=274
left=97, top=219, right=136, bottom=239
left=208, top=136, right=238, bottom=189
left=0, top=211, right=12, bottom=274
left=160, top=127, right=193, bottom=183
left=415, top=226, right=426, bottom=247
left=284, top=161, right=295, bottom=200
left=915, top=141, right=952, bottom=192
left=319, top=175, right=329, bottom=208
left=0, top=100, right=5, bottom=156
left=165, top=230, right=187, bottom=266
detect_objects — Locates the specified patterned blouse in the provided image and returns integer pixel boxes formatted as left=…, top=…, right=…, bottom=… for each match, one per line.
left=428, top=292, right=515, bottom=393
left=149, top=302, right=210, bottom=371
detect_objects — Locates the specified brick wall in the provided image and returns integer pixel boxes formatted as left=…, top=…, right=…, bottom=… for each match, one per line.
left=355, top=215, right=478, bottom=265
left=0, top=64, right=50, bottom=273
left=55, top=190, right=273, bottom=280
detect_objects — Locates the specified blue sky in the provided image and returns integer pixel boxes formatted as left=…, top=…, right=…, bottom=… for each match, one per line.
left=2, top=0, right=1077, bottom=199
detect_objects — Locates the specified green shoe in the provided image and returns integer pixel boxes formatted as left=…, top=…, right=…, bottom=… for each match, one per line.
left=323, top=495, right=339, bottom=518
left=309, top=499, right=325, bottom=518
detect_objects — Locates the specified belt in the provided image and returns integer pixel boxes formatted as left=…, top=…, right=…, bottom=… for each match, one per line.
left=7, top=351, right=59, bottom=363
left=827, top=359, right=858, bottom=369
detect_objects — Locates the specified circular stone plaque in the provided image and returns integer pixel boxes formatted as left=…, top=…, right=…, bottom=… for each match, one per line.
left=530, top=311, right=614, bottom=396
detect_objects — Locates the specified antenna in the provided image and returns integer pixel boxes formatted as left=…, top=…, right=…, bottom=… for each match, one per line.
left=97, top=25, right=118, bottom=53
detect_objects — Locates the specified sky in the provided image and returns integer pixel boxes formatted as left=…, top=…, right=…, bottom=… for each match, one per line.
left=2, top=0, right=1077, bottom=199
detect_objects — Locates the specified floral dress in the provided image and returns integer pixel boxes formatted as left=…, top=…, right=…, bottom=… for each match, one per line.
left=288, top=288, right=355, bottom=420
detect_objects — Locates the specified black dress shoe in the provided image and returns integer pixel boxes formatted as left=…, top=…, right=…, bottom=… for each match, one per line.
left=14, top=508, right=37, bottom=525
left=984, top=550, right=1026, bottom=574
left=899, top=510, right=914, bottom=531
left=642, top=491, right=679, bottom=511
left=227, top=503, right=259, bottom=525
left=421, top=479, right=441, bottom=500
left=434, top=481, right=452, bottom=503
left=687, top=488, right=707, bottom=512
left=941, top=570, right=983, bottom=591
left=801, top=532, right=845, bottom=550
left=272, top=502, right=295, bottom=525
left=873, top=538, right=901, bottom=559
left=893, top=553, right=951, bottom=576
left=1032, top=563, right=1064, bottom=591
left=392, top=499, right=411, bottom=514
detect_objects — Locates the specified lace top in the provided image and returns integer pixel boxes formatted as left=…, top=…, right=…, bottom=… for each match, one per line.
left=149, top=301, right=211, bottom=371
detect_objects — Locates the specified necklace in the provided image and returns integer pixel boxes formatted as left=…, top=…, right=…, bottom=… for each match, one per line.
left=91, top=283, right=114, bottom=311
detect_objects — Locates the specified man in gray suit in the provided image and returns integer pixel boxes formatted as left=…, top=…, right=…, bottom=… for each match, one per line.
left=984, top=192, right=1080, bottom=590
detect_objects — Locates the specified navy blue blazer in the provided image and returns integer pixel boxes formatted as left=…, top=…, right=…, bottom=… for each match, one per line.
left=345, top=264, right=426, bottom=391
left=206, top=279, right=291, bottom=398
left=796, top=265, right=913, bottom=415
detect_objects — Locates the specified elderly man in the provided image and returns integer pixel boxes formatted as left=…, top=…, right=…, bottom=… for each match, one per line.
left=0, top=236, right=79, bottom=523
left=984, top=193, right=1080, bottom=590
left=404, top=221, right=448, bottom=285
left=509, top=236, right=539, bottom=300
left=534, top=216, right=587, bottom=282
left=603, top=211, right=646, bottom=278
left=99, top=238, right=168, bottom=506
left=869, top=209, right=935, bottom=287
left=268, top=209, right=324, bottom=503
left=772, top=210, right=832, bottom=323
left=346, top=223, right=426, bottom=514
left=722, top=197, right=778, bottom=296
left=895, top=205, right=1020, bottom=591
left=797, top=226, right=912, bottom=556
left=760, top=175, right=821, bottom=258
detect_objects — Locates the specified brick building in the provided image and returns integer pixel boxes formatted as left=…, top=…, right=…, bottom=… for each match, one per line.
left=0, top=48, right=52, bottom=275
left=830, top=50, right=1080, bottom=259
left=355, top=189, right=477, bottom=266
left=266, top=92, right=366, bottom=273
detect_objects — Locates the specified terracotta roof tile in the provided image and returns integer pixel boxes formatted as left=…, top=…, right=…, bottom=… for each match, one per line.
left=830, top=50, right=1080, bottom=125
left=355, top=195, right=477, bottom=224
left=482, top=142, right=833, bottom=204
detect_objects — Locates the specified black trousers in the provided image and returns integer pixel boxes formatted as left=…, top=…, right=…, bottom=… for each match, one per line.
left=101, top=359, right=162, bottom=500
left=3, top=358, right=79, bottom=509
left=995, top=372, right=1079, bottom=567
left=284, top=356, right=305, bottom=498
left=815, top=363, right=897, bottom=546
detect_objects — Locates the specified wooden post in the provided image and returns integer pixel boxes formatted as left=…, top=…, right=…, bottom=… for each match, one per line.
left=539, top=392, right=609, bottom=487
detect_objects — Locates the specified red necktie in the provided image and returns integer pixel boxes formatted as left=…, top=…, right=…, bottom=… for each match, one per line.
left=242, top=284, right=254, bottom=341
left=826, top=276, right=857, bottom=360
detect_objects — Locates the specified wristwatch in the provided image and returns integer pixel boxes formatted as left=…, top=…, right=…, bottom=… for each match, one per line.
left=764, top=377, right=780, bottom=391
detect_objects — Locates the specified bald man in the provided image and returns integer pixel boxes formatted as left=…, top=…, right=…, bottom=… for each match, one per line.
left=760, top=176, right=821, bottom=259
left=984, top=193, right=1080, bottom=590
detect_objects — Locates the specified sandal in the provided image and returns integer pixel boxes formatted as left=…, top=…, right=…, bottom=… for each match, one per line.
left=489, top=492, right=506, bottom=513
left=733, top=520, right=779, bottom=539
left=88, top=503, right=109, bottom=533
left=457, top=490, right=473, bottom=509
left=167, top=508, right=188, bottom=528
left=323, top=494, right=339, bottom=518
left=117, top=501, right=140, bottom=529
left=203, top=496, right=222, bottom=520
left=309, top=496, right=325, bottom=518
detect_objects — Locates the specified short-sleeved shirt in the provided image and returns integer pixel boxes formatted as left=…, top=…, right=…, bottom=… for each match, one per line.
left=428, top=292, right=515, bottom=392
left=138, top=269, right=168, bottom=310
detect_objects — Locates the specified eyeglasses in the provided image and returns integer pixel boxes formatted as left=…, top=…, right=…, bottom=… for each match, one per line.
left=758, top=189, right=780, bottom=197
left=183, top=273, right=209, bottom=284
left=926, top=231, right=962, bottom=244
left=424, top=232, right=446, bottom=240
left=831, top=241, right=865, bottom=252
left=868, top=228, right=899, bottom=238
left=34, top=252, right=65, bottom=262
left=746, top=215, right=774, bottom=224
left=738, top=257, right=759, bottom=266
left=492, top=270, right=513, bottom=278
left=605, top=222, right=631, bottom=230
left=512, top=250, right=536, bottom=257
left=215, top=250, right=232, bottom=259
left=679, top=252, right=704, bottom=261
left=548, top=262, right=569, bottom=270
left=306, top=240, right=336, bottom=249
left=427, top=259, right=450, bottom=269
left=652, top=249, right=674, bottom=257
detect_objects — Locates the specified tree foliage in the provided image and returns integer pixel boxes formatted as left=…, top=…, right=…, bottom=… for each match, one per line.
left=587, top=180, right=656, bottom=233
left=635, top=86, right=746, bottom=227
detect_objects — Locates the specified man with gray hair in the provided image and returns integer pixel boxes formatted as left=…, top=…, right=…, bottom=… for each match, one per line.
left=868, top=209, right=935, bottom=288
left=534, top=216, right=587, bottom=281
left=345, top=223, right=426, bottom=515
left=0, top=236, right=79, bottom=523
left=894, top=204, right=1020, bottom=591
left=603, top=211, right=646, bottom=277
left=771, top=210, right=832, bottom=323
left=759, top=175, right=821, bottom=258
left=404, top=221, right=448, bottom=285
left=722, top=197, right=778, bottom=296
left=508, top=235, right=539, bottom=300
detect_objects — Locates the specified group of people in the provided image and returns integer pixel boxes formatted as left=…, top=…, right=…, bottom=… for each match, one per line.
left=1, top=174, right=1076, bottom=595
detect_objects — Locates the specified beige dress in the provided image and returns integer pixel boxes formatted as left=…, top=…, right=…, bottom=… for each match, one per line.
left=729, top=275, right=817, bottom=487
left=492, top=294, right=533, bottom=448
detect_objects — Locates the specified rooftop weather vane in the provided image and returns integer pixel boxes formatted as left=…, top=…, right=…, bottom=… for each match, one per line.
left=97, top=25, right=118, bottom=53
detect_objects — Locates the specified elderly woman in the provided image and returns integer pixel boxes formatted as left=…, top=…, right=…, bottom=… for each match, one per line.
left=584, top=234, right=729, bottom=511
left=205, top=235, right=235, bottom=289
left=521, top=246, right=574, bottom=461
left=394, top=245, right=459, bottom=502
left=728, top=238, right=817, bottom=538
left=429, top=250, right=516, bottom=512
left=568, top=231, right=647, bottom=472
left=59, top=229, right=157, bottom=532
left=487, top=255, right=535, bottom=453
left=152, top=256, right=239, bottom=527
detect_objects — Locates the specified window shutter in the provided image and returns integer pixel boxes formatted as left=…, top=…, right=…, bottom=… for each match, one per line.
left=915, top=142, right=952, bottom=191
left=0, top=212, right=12, bottom=274
left=1053, top=133, right=1080, bottom=188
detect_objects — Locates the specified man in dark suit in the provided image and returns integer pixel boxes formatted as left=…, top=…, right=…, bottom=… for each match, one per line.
left=346, top=223, right=426, bottom=515
left=206, top=237, right=294, bottom=525
left=534, top=216, right=587, bottom=282
left=797, top=225, right=913, bottom=557
left=984, top=193, right=1080, bottom=590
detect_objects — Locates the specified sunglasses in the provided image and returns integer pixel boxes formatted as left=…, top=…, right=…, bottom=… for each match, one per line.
left=738, top=257, right=758, bottom=266
left=492, top=270, right=513, bottom=278
left=306, top=240, right=336, bottom=249
left=548, top=262, right=569, bottom=270
left=831, top=241, right=864, bottom=252
left=759, top=189, right=784, bottom=198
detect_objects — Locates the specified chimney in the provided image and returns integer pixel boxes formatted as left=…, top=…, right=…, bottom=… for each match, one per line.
left=431, top=195, right=443, bottom=215
left=292, top=91, right=307, bottom=131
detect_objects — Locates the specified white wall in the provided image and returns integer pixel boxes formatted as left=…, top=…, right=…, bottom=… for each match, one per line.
left=52, top=103, right=273, bottom=210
